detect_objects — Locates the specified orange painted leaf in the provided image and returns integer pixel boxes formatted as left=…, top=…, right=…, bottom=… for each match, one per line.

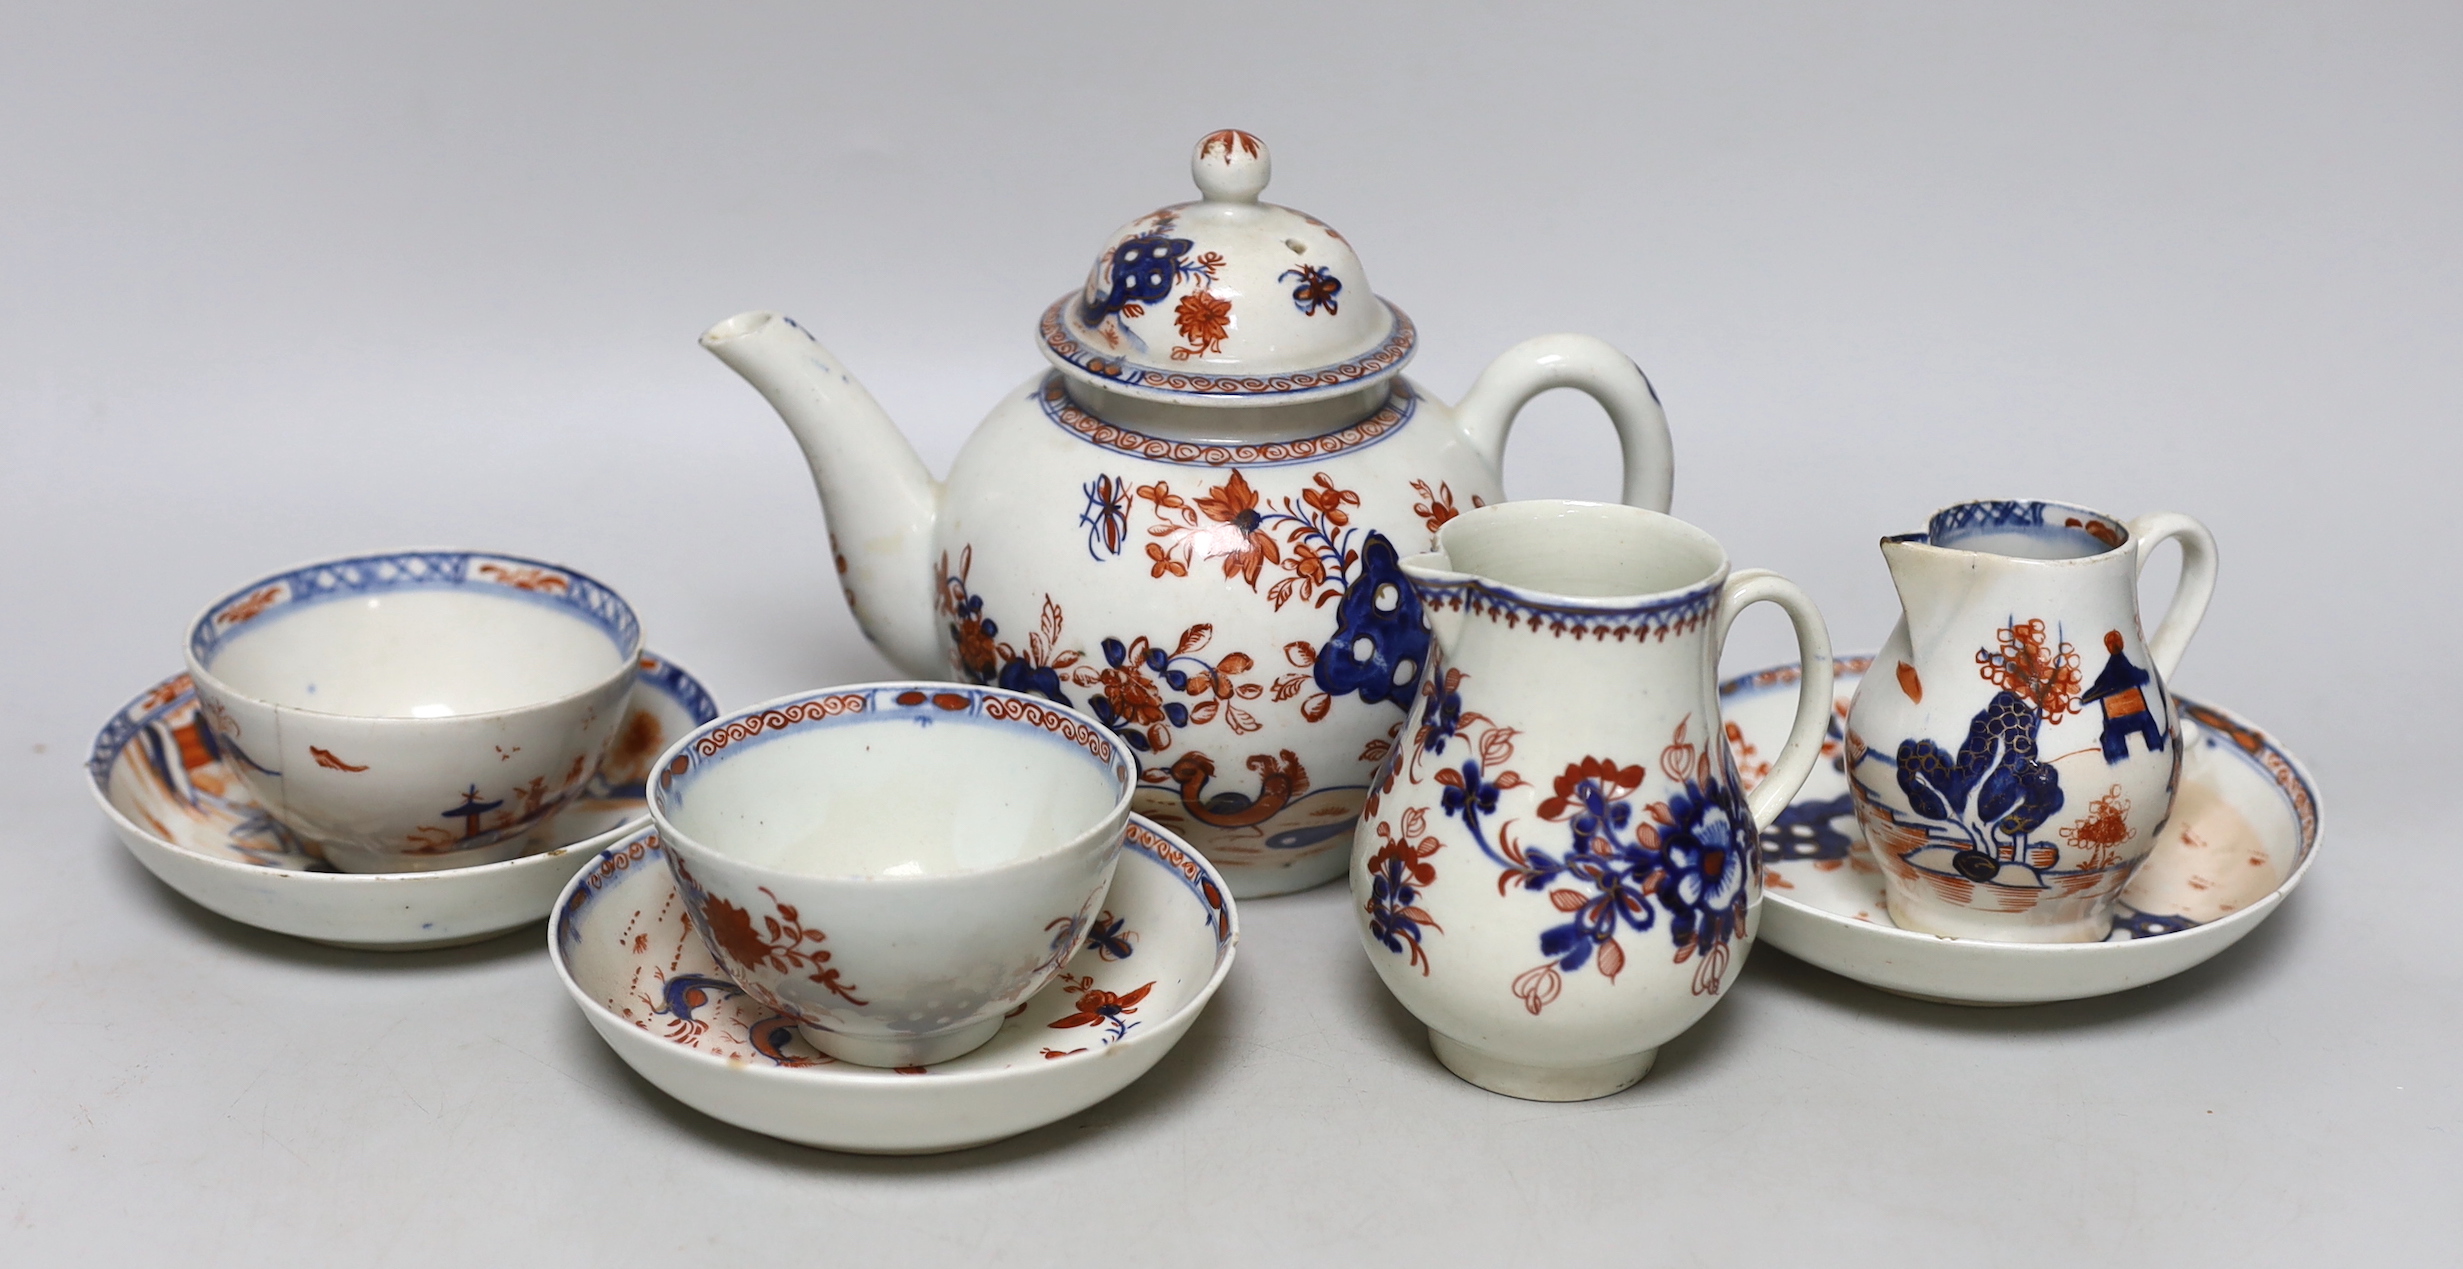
left=309, top=746, right=368, bottom=773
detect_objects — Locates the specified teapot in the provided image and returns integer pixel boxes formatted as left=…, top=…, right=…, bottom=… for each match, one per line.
left=703, top=130, right=1677, bottom=897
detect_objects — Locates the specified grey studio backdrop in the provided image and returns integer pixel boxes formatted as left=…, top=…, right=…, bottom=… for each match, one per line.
left=2, top=3, right=2452, bottom=1264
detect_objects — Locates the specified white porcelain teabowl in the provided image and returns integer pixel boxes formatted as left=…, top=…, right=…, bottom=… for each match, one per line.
left=1845, top=500, right=2218, bottom=942
left=184, top=550, right=643, bottom=874
left=705, top=129, right=1680, bottom=899
left=91, top=654, right=718, bottom=948
left=1352, top=502, right=1835, bottom=1101
left=1727, top=657, right=2318, bottom=1005
left=554, top=816, right=1236, bottom=1154
left=649, top=683, right=1136, bottom=1067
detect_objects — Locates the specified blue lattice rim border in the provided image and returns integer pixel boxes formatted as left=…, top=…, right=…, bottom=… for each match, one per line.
left=1893, top=498, right=2132, bottom=557
left=1414, top=570, right=1724, bottom=641
left=186, top=549, right=641, bottom=668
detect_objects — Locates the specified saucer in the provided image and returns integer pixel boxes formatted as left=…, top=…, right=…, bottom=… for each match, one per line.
left=89, top=654, right=719, bottom=950
left=1720, top=656, right=2321, bottom=1006
left=551, top=815, right=1237, bottom=1155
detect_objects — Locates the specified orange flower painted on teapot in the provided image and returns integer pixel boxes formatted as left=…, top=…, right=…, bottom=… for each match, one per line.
left=1171, top=290, right=1232, bottom=360
left=1192, top=472, right=1282, bottom=586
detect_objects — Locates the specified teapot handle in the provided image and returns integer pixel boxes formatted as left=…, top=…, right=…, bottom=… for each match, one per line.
left=1716, top=570, right=1836, bottom=833
left=1453, top=335, right=1673, bottom=512
left=2125, top=512, right=2219, bottom=682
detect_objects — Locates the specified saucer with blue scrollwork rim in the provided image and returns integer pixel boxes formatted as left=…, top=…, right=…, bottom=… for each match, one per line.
left=550, top=814, right=1237, bottom=1155
left=90, top=654, right=718, bottom=950
left=1720, top=656, right=2320, bottom=1006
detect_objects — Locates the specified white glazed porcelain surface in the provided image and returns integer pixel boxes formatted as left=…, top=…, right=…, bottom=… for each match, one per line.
left=1726, top=657, right=2318, bottom=1005
left=701, top=134, right=1678, bottom=901
left=552, top=816, right=1236, bottom=1154
left=89, top=653, right=717, bottom=949
left=648, top=683, right=1135, bottom=1067
left=1351, top=502, right=1834, bottom=1100
left=1046, top=130, right=1407, bottom=407
left=1844, top=500, right=2218, bottom=942
left=183, top=550, right=645, bottom=874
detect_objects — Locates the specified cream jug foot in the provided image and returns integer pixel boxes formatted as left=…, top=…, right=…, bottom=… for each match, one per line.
left=1428, top=1031, right=1657, bottom=1102
left=804, top=1016, right=1002, bottom=1068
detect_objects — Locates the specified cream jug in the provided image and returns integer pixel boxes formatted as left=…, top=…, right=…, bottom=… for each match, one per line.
left=1843, top=499, right=2219, bottom=942
left=1351, top=501, right=1834, bottom=1100
left=704, top=131, right=1678, bottom=897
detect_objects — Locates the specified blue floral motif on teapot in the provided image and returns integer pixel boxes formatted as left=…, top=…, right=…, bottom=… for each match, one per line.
left=1311, top=531, right=1427, bottom=707
left=1083, top=234, right=1196, bottom=322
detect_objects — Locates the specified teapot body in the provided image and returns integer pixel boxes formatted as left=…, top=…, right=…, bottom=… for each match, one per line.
left=934, top=373, right=1498, bottom=897
left=702, top=131, right=1679, bottom=901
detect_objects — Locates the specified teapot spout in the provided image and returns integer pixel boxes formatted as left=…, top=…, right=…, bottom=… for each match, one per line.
left=701, top=312, right=946, bottom=677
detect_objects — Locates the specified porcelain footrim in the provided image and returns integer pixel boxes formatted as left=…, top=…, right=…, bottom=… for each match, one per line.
left=807, top=1016, right=1004, bottom=1068
left=1885, top=888, right=2113, bottom=944
left=1219, top=848, right=1347, bottom=900
left=306, top=927, right=533, bottom=953
left=1428, top=1031, right=1658, bottom=1102
left=1872, top=985, right=2036, bottom=1008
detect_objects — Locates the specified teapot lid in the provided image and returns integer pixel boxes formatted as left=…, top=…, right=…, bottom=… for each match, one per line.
left=1041, top=130, right=1415, bottom=407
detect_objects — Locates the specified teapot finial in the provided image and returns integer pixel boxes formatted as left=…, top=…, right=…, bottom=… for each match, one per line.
left=1191, top=129, right=1270, bottom=203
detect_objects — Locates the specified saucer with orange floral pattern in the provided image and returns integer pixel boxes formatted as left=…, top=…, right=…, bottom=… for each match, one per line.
left=551, top=815, right=1237, bottom=1154
left=1720, top=656, right=2320, bottom=1006
left=90, top=654, right=716, bottom=950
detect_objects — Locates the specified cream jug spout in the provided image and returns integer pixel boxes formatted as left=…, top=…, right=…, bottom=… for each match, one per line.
left=701, top=311, right=945, bottom=676
left=1876, top=532, right=1984, bottom=669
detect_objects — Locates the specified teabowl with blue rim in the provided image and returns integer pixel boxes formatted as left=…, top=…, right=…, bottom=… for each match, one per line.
left=92, top=654, right=719, bottom=873
left=186, top=549, right=641, bottom=674
left=560, top=818, right=1232, bottom=978
left=548, top=812, right=1238, bottom=1157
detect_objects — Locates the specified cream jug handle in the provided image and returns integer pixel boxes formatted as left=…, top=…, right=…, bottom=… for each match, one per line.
left=1453, top=335, right=1674, bottom=512
left=1716, top=570, right=1835, bottom=832
left=2125, top=512, right=2219, bottom=682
